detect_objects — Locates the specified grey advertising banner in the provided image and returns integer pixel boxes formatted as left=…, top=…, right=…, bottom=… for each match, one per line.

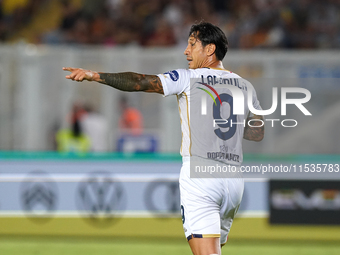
left=0, top=160, right=267, bottom=219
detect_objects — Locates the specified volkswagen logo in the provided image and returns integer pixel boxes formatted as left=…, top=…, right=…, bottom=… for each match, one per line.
left=77, top=171, right=125, bottom=227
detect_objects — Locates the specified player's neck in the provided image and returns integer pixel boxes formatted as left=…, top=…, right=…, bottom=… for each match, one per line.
left=206, top=60, right=225, bottom=70
left=199, top=56, right=225, bottom=70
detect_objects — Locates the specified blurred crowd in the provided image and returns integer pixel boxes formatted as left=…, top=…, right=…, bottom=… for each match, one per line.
left=54, top=102, right=110, bottom=153
left=1, top=0, right=340, bottom=49
left=0, top=0, right=47, bottom=41
left=54, top=98, right=144, bottom=154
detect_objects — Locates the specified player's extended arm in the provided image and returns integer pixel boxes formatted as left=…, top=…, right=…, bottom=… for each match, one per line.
left=63, top=67, right=163, bottom=94
left=243, top=114, right=264, bottom=141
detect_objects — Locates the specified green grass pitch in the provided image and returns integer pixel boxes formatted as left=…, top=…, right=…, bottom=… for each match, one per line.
left=0, top=236, right=339, bottom=255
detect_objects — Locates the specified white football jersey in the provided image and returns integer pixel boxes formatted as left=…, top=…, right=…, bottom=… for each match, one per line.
left=158, top=68, right=262, bottom=166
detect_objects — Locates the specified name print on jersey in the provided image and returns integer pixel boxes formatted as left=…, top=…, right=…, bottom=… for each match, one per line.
left=200, top=75, right=247, bottom=91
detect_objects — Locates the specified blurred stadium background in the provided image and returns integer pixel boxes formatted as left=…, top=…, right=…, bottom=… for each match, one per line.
left=0, top=0, right=340, bottom=254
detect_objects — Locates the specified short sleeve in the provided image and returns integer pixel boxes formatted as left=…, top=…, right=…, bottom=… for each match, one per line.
left=157, top=69, right=190, bottom=97
left=252, top=86, right=262, bottom=111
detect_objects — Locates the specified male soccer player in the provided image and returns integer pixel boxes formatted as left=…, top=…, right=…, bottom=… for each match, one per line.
left=63, top=22, right=264, bottom=255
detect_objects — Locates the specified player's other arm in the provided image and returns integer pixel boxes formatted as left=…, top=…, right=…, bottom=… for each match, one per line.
left=243, top=114, right=264, bottom=141
left=63, top=67, right=163, bottom=94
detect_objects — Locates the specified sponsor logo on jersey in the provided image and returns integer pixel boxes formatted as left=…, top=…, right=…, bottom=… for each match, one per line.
left=207, top=152, right=240, bottom=162
left=164, top=70, right=179, bottom=81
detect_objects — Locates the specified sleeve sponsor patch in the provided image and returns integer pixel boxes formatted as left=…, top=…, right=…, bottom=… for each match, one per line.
left=164, top=70, right=179, bottom=81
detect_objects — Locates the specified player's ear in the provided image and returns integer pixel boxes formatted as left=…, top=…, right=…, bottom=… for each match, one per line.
left=206, top=43, right=216, bottom=57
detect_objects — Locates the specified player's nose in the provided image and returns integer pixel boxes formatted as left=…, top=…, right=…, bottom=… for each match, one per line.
left=184, top=45, right=190, bottom=55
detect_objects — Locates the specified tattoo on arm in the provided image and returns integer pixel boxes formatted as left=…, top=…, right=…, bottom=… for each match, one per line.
left=98, top=72, right=163, bottom=94
left=243, top=114, right=264, bottom=141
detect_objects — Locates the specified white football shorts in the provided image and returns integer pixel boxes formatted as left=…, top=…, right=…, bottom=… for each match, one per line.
left=179, top=156, right=244, bottom=245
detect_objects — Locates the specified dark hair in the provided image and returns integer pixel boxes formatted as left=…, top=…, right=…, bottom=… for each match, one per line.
left=189, top=22, right=228, bottom=61
left=72, top=119, right=82, bottom=137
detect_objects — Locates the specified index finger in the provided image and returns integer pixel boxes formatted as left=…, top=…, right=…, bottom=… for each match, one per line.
left=62, top=67, right=76, bottom=72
